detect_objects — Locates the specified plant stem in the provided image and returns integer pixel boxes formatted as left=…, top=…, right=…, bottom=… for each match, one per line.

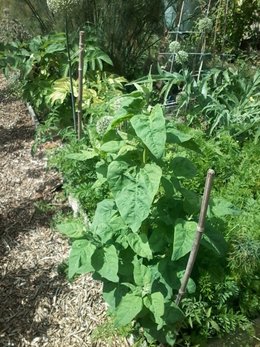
left=77, top=31, right=85, bottom=140
left=24, top=0, right=48, bottom=33
left=142, top=147, right=147, bottom=164
left=65, top=15, right=77, bottom=133
left=175, top=169, right=215, bottom=306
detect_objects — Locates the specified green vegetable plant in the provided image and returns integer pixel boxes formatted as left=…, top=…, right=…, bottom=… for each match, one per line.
left=1, top=33, right=67, bottom=111
left=176, top=129, right=260, bottom=324
left=56, top=85, right=238, bottom=345
left=0, top=30, right=113, bottom=125
left=138, top=66, right=260, bottom=142
left=48, top=130, right=107, bottom=219
left=175, top=67, right=260, bottom=139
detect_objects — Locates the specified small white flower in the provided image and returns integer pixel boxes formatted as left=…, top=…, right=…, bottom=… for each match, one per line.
left=169, top=40, right=181, bottom=53
left=96, top=115, right=113, bottom=136
left=197, top=17, right=213, bottom=33
left=175, top=50, right=189, bottom=64
left=47, top=0, right=80, bottom=14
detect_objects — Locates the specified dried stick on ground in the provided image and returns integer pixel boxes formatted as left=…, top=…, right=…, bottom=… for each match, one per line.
left=175, top=169, right=215, bottom=306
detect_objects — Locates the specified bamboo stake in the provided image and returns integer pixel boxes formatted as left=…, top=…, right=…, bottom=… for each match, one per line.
left=77, top=31, right=85, bottom=140
left=175, top=169, right=215, bottom=306
left=197, top=0, right=212, bottom=81
left=65, top=15, right=77, bottom=133
left=169, top=0, right=185, bottom=73
left=221, top=0, right=230, bottom=69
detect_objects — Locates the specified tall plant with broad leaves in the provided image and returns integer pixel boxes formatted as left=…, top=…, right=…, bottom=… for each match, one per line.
left=56, top=82, right=238, bottom=345
left=0, top=31, right=113, bottom=124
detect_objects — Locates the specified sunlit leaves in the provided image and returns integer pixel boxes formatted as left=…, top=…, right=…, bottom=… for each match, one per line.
left=107, top=161, right=162, bottom=232
left=131, top=104, right=166, bottom=159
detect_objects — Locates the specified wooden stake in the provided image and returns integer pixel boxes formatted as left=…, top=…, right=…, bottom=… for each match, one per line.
left=170, top=0, right=185, bottom=73
left=77, top=31, right=85, bottom=140
left=175, top=169, right=215, bottom=306
left=197, top=0, right=212, bottom=81
left=65, top=15, right=77, bottom=133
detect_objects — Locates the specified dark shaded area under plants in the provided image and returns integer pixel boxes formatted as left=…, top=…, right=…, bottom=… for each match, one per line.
left=0, top=265, right=67, bottom=345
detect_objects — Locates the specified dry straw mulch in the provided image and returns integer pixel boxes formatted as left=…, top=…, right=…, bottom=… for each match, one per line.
left=0, top=75, right=128, bottom=347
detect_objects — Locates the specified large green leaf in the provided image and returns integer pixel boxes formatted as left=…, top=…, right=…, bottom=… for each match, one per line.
left=164, top=302, right=185, bottom=325
left=110, top=95, right=144, bottom=126
left=45, top=42, right=65, bottom=54
left=201, top=227, right=227, bottom=256
left=133, top=257, right=152, bottom=290
left=56, top=221, right=86, bottom=239
left=114, top=293, right=143, bottom=326
left=102, top=281, right=129, bottom=310
left=100, top=141, right=125, bottom=153
left=131, top=104, right=166, bottom=159
left=127, top=233, right=153, bottom=259
left=68, top=240, right=96, bottom=279
left=171, top=157, right=197, bottom=179
left=161, top=176, right=175, bottom=197
left=92, top=245, right=119, bottom=282
left=172, top=219, right=196, bottom=261
left=91, top=199, right=127, bottom=243
left=144, top=292, right=165, bottom=327
left=166, top=126, right=201, bottom=153
left=167, top=127, right=193, bottom=143
left=181, top=188, right=201, bottom=215
left=107, top=161, right=162, bottom=232
left=208, top=198, right=240, bottom=218
left=177, top=271, right=196, bottom=294
left=66, top=149, right=98, bottom=161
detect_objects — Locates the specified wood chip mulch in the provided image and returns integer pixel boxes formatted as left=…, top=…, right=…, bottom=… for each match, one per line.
left=0, top=75, right=128, bottom=347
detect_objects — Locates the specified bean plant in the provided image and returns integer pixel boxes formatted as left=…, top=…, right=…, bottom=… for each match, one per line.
left=56, top=85, right=237, bottom=345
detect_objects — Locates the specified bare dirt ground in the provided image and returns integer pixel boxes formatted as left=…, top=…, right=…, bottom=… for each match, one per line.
left=0, top=76, right=128, bottom=347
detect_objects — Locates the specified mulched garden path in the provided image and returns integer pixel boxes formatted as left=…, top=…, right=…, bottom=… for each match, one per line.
left=0, top=75, right=128, bottom=347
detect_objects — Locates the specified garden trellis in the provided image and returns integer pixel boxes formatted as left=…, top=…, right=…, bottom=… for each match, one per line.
left=161, top=0, right=238, bottom=81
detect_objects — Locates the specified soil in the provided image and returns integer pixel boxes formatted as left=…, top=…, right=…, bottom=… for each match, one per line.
left=0, top=75, right=128, bottom=347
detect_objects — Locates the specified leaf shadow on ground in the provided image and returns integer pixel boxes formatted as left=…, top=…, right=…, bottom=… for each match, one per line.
left=0, top=197, right=58, bottom=258
left=0, top=124, right=35, bottom=147
left=0, top=264, right=68, bottom=346
left=0, top=194, right=72, bottom=346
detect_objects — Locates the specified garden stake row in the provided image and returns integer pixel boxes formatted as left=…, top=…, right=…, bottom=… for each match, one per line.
left=77, top=30, right=85, bottom=140
left=175, top=168, right=215, bottom=305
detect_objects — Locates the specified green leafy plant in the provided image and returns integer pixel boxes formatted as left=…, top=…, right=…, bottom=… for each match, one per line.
left=55, top=87, right=238, bottom=345
left=91, top=317, right=131, bottom=346
left=0, top=30, right=113, bottom=123
left=171, top=67, right=260, bottom=139
left=177, top=129, right=260, bottom=322
left=49, top=131, right=107, bottom=218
